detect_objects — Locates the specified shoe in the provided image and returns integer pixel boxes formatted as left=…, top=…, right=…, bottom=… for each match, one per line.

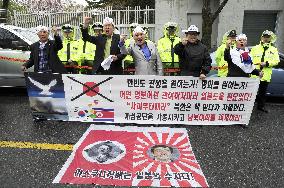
left=257, top=107, right=269, bottom=113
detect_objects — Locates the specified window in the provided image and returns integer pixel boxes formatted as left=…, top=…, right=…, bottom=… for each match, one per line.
left=0, top=27, right=28, bottom=50
left=243, top=11, right=277, bottom=46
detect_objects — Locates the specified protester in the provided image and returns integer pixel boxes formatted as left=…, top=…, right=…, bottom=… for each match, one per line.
left=174, top=25, right=211, bottom=79
left=81, top=17, right=126, bottom=75
left=21, top=25, right=67, bottom=73
left=250, top=30, right=280, bottom=113
left=157, top=22, right=181, bottom=73
left=57, top=24, right=81, bottom=73
left=151, top=145, right=174, bottom=163
left=77, top=22, right=103, bottom=74
left=215, top=29, right=237, bottom=77
left=123, top=23, right=140, bottom=70
left=224, top=33, right=262, bottom=78
left=119, top=26, right=163, bottom=75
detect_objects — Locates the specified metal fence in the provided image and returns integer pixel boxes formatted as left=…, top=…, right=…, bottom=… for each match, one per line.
left=12, top=6, right=156, bottom=41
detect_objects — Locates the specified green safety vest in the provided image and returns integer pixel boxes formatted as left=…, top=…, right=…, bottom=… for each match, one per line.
left=157, top=36, right=180, bottom=68
left=250, top=43, right=280, bottom=82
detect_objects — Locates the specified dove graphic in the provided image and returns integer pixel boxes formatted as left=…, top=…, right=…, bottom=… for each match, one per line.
left=28, top=77, right=57, bottom=96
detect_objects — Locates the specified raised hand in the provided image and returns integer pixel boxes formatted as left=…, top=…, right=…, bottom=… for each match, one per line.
left=84, top=17, right=92, bottom=26
left=199, top=73, right=206, bottom=80
left=226, top=39, right=232, bottom=49
left=120, top=34, right=127, bottom=43
left=182, top=38, right=188, bottom=46
left=51, top=26, right=58, bottom=36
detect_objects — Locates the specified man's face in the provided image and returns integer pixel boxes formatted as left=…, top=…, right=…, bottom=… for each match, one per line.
left=261, top=35, right=271, bottom=44
left=63, top=32, right=73, bottom=40
left=133, top=32, right=146, bottom=46
left=153, top=147, right=172, bottom=162
left=98, top=145, right=110, bottom=154
left=103, top=23, right=114, bottom=36
left=37, top=30, right=49, bottom=42
left=186, top=32, right=198, bottom=43
left=236, top=38, right=247, bottom=49
left=167, top=26, right=176, bottom=37
left=96, top=154, right=108, bottom=163
left=228, top=36, right=236, bottom=44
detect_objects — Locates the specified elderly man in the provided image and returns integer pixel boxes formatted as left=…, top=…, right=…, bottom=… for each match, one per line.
left=119, top=26, right=163, bottom=75
left=151, top=145, right=174, bottom=163
left=21, top=25, right=66, bottom=73
left=81, top=17, right=126, bottom=75
left=123, top=23, right=140, bottom=70
left=174, top=25, right=211, bottom=79
left=250, top=30, right=280, bottom=113
left=224, top=34, right=262, bottom=78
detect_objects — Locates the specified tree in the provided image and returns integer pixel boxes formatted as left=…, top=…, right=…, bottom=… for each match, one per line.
left=85, top=0, right=155, bottom=9
left=202, top=0, right=229, bottom=49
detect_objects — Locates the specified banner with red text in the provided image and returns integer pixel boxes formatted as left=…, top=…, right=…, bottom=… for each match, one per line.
left=25, top=73, right=259, bottom=125
left=53, top=125, right=209, bottom=187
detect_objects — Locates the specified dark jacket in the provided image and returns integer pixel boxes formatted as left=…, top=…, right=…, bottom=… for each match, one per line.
left=224, top=48, right=259, bottom=77
left=81, top=28, right=126, bottom=75
left=174, top=40, right=211, bottom=76
left=24, top=35, right=67, bottom=73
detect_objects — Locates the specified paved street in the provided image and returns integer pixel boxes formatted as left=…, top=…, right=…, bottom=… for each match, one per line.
left=0, top=88, right=283, bottom=187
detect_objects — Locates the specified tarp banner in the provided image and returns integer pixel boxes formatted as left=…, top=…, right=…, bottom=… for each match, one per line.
left=25, top=73, right=259, bottom=125
left=53, top=125, right=209, bottom=187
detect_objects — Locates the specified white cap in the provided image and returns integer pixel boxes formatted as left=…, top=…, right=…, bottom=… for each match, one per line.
left=182, top=25, right=200, bottom=34
left=36, top=25, right=49, bottom=33
left=130, top=23, right=139, bottom=28
left=133, top=26, right=145, bottom=35
left=103, top=17, right=114, bottom=26
left=165, top=22, right=178, bottom=28
left=236, top=33, right=247, bottom=40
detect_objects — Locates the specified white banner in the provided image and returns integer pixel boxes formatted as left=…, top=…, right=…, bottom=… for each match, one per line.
left=61, top=75, right=259, bottom=125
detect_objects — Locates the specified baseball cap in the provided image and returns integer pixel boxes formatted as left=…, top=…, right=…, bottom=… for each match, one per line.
left=228, top=30, right=237, bottom=37
left=130, top=23, right=139, bottom=29
left=262, top=30, right=273, bottom=37
left=92, top=22, right=103, bottom=30
left=62, top=24, right=73, bottom=33
left=182, top=25, right=200, bottom=34
left=165, top=22, right=178, bottom=29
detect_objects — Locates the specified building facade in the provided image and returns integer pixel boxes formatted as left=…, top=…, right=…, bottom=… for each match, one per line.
left=155, top=0, right=284, bottom=52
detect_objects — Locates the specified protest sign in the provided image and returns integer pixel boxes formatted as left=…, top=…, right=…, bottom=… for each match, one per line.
left=53, top=125, right=208, bottom=187
left=26, top=73, right=259, bottom=125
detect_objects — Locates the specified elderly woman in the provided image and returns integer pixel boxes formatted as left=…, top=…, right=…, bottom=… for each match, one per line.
left=119, top=26, right=163, bottom=75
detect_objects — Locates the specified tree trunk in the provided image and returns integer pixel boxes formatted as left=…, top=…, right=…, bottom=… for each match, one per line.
left=201, top=0, right=229, bottom=49
left=202, top=21, right=213, bottom=49
left=201, top=0, right=212, bottom=48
